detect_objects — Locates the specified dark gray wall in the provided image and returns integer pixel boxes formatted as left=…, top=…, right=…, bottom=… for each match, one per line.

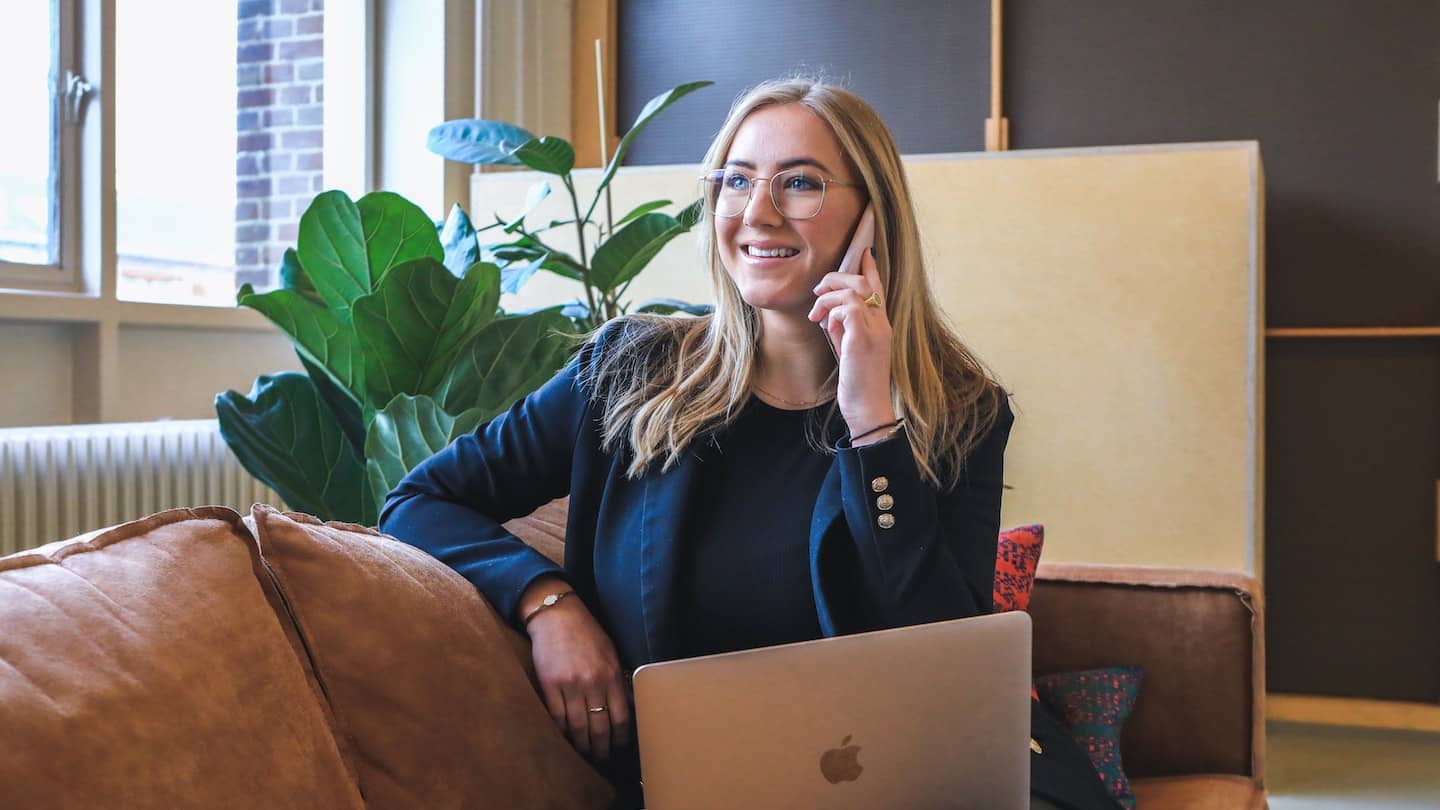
left=617, top=0, right=989, bottom=163
left=618, top=1, right=1440, bottom=703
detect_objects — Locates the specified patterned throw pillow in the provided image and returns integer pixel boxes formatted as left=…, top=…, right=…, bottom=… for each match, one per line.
left=994, top=524, right=1045, bottom=700
left=1033, top=666, right=1145, bottom=810
left=994, top=523, right=1045, bottom=613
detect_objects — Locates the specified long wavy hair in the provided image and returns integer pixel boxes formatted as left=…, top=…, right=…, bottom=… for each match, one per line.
left=585, top=77, right=1007, bottom=489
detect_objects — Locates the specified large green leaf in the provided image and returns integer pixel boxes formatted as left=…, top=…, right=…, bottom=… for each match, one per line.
left=216, top=372, right=373, bottom=525
left=586, top=81, right=712, bottom=221
left=511, top=137, right=575, bottom=176
left=296, top=352, right=365, bottom=456
left=351, top=257, right=503, bottom=405
left=589, top=212, right=688, bottom=293
left=438, top=308, right=579, bottom=417
left=357, top=191, right=444, bottom=285
left=419, top=260, right=503, bottom=392
left=350, top=258, right=458, bottom=405
left=427, top=119, right=535, bottom=165
left=297, top=190, right=369, bottom=316
left=239, top=283, right=363, bottom=398
left=364, top=395, right=485, bottom=519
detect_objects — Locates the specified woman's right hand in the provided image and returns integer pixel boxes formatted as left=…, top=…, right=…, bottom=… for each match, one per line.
left=521, top=578, right=632, bottom=763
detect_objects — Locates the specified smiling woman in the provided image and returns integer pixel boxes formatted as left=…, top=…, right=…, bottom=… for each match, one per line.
left=380, top=76, right=1121, bottom=810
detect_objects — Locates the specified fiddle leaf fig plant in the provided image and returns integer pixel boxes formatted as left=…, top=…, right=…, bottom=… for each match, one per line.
left=217, top=80, right=712, bottom=526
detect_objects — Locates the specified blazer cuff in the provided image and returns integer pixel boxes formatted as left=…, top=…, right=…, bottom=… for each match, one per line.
left=836, top=426, right=932, bottom=539
left=498, top=554, right=570, bottom=628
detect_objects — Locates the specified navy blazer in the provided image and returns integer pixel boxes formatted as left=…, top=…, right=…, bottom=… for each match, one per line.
left=380, top=323, right=1010, bottom=668
left=379, top=323, right=1119, bottom=810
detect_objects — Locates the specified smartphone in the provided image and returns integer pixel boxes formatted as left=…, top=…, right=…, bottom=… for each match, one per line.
left=835, top=203, right=875, bottom=277
left=822, top=204, right=876, bottom=358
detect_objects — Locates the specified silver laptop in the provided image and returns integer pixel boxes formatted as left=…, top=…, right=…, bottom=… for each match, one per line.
left=632, top=610, right=1032, bottom=810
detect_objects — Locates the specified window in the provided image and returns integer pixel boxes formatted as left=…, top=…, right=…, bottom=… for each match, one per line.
left=0, top=1, right=63, bottom=269
left=117, top=0, right=327, bottom=306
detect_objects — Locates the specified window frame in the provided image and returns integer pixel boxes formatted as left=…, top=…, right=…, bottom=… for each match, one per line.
left=0, top=0, right=83, bottom=291
left=0, top=0, right=375, bottom=324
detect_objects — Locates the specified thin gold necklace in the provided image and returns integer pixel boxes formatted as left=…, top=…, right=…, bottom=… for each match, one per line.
left=752, top=381, right=831, bottom=408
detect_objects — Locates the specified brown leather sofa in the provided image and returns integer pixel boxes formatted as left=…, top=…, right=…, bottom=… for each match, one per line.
left=0, top=499, right=1265, bottom=809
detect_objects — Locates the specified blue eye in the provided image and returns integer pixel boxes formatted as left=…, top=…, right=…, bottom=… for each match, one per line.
left=782, top=172, right=822, bottom=192
left=723, top=172, right=751, bottom=191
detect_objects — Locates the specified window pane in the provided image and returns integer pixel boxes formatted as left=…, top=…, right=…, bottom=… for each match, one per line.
left=0, top=1, right=60, bottom=267
left=118, top=0, right=324, bottom=307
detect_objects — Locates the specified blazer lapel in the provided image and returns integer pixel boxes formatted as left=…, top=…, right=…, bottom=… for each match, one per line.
left=637, top=449, right=703, bottom=662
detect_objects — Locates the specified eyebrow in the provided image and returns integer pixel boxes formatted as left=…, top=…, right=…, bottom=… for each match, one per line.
left=723, top=157, right=834, bottom=174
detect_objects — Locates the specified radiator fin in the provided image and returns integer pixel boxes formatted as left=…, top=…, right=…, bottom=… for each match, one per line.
left=0, top=420, right=285, bottom=555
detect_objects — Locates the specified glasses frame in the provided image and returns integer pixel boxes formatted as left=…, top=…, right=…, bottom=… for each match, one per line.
left=699, top=168, right=863, bottom=220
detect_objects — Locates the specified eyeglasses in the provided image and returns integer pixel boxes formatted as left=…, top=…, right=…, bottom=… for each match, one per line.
left=699, top=168, right=862, bottom=220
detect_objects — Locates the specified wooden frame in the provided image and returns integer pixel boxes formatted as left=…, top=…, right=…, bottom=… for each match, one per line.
left=1267, top=327, right=1440, bottom=338
left=1269, top=694, right=1440, bottom=734
left=570, top=0, right=618, bottom=169
left=984, top=0, right=1009, bottom=151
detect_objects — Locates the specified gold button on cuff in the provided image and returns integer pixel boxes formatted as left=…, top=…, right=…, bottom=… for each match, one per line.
left=876, top=494, right=894, bottom=510
left=870, top=476, right=889, bottom=493
left=877, top=513, right=896, bottom=529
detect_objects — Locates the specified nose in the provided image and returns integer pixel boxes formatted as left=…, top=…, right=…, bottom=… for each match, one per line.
left=741, top=179, right=784, bottom=228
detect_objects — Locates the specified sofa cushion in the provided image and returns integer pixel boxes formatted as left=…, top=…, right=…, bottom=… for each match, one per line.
left=247, top=505, right=614, bottom=810
left=0, top=507, right=363, bottom=809
left=1130, top=774, right=1267, bottom=810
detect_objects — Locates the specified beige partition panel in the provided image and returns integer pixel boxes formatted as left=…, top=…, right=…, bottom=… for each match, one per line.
left=474, top=141, right=1264, bottom=574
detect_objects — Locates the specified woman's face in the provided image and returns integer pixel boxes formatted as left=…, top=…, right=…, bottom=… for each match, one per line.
left=713, top=103, right=867, bottom=317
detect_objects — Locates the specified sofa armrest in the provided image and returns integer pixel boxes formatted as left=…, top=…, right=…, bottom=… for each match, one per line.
left=1030, top=562, right=1266, bottom=787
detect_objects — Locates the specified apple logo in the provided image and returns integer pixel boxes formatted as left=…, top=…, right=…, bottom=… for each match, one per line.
left=819, top=734, right=863, bottom=784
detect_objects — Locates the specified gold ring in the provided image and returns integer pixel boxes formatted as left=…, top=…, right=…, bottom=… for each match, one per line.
left=863, top=292, right=882, bottom=308
left=587, top=706, right=608, bottom=713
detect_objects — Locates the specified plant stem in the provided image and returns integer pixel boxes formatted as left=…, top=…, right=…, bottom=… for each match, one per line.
left=562, top=174, right=601, bottom=323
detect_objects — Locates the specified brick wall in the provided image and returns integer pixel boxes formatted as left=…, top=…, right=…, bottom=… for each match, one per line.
left=235, top=0, right=324, bottom=289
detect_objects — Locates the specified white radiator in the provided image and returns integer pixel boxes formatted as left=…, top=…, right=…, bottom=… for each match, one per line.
left=0, top=419, right=282, bottom=555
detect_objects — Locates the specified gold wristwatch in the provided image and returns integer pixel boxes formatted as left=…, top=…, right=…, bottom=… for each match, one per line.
left=522, top=589, right=575, bottom=627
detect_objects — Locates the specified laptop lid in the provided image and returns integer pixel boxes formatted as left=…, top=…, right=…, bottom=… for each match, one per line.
left=632, top=610, right=1032, bottom=810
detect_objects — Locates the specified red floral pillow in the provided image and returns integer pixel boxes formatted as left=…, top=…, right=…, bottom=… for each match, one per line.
left=994, top=524, right=1045, bottom=700
left=994, top=523, right=1044, bottom=613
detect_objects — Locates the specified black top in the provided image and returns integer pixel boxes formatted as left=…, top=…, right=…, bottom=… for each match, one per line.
left=674, top=396, right=834, bottom=658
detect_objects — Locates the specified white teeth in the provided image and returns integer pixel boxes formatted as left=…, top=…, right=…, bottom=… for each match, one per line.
left=745, top=245, right=799, bottom=258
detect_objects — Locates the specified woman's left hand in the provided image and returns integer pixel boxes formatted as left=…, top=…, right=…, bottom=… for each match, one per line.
left=808, top=246, right=896, bottom=441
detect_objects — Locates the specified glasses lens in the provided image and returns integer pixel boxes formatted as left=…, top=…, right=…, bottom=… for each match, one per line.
left=701, top=170, right=752, bottom=217
left=774, top=169, right=825, bottom=219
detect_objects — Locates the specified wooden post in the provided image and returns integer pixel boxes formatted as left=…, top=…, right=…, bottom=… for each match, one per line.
left=984, top=0, right=1010, bottom=151
left=571, top=0, right=618, bottom=168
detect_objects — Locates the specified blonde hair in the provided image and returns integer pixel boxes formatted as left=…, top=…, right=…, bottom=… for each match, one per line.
left=585, top=77, right=1007, bottom=489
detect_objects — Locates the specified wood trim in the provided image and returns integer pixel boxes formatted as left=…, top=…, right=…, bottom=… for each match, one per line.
left=1268, top=694, right=1440, bottom=733
left=984, top=0, right=1009, bottom=151
left=1266, top=326, right=1440, bottom=338
left=571, top=0, right=618, bottom=168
